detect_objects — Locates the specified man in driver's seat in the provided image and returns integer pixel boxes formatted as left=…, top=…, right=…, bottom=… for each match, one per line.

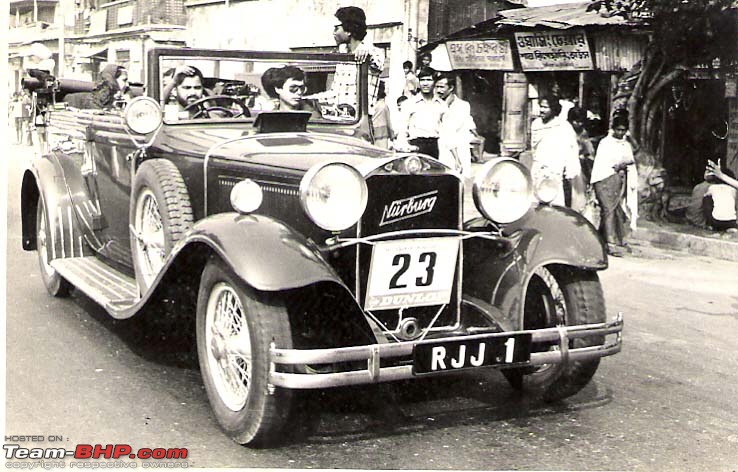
left=162, top=65, right=206, bottom=119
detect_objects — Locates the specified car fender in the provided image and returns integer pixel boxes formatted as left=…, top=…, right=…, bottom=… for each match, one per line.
left=462, top=205, right=606, bottom=330
left=21, top=153, right=95, bottom=260
left=180, top=212, right=346, bottom=292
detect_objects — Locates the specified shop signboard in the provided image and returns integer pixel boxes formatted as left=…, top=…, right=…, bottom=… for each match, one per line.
left=446, top=40, right=514, bottom=71
left=514, top=30, right=593, bottom=71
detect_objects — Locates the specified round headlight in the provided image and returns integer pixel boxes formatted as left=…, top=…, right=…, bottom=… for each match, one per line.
left=534, top=176, right=559, bottom=204
left=300, top=163, right=368, bottom=231
left=230, top=179, right=263, bottom=214
left=124, top=97, right=162, bottom=135
left=472, top=158, right=532, bottom=224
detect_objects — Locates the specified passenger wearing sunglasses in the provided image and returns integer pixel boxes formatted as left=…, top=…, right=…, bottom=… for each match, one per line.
left=261, top=66, right=320, bottom=118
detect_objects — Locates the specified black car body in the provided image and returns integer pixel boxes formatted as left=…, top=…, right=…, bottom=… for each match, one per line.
left=20, top=48, right=622, bottom=446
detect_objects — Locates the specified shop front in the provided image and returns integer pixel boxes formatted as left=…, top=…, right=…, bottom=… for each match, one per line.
left=498, top=26, right=647, bottom=158
left=421, top=3, right=647, bottom=158
left=443, top=38, right=514, bottom=154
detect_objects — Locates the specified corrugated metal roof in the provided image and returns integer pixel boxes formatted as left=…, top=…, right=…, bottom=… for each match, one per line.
left=498, top=2, right=642, bottom=29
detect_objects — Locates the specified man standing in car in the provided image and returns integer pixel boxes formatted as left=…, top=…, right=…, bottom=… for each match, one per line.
left=329, top=6, right=384, bottom=116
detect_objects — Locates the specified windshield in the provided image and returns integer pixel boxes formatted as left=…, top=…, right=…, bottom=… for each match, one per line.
left=158, top=55, right=362, bottom=124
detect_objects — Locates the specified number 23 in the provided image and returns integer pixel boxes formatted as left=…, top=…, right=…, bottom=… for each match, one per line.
left=389, top=252, right=436, bottom=289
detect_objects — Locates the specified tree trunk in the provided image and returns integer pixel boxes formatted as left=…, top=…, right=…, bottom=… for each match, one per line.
left=627, top=47, right=660, bottom=145
left=639, top=67, right=686, bottom=149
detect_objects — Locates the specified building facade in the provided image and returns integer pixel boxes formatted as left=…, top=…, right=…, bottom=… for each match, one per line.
left=8, top=0, right=187, bottom=91
left=8, top=0, right=74, bottom=93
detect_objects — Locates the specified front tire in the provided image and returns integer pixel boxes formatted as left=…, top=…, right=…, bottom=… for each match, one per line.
left=36, top=196, right=72, bottom=297
left=196, top=259, right=295, bottom=446
left=503, top=266, right=606, bottom=402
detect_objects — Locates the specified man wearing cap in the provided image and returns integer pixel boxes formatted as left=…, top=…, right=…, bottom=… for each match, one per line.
left=324, top=6, right=385, bottom=117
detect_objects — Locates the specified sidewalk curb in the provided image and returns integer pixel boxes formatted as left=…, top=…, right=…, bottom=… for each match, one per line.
left=632, top=226, right=738, bottom=262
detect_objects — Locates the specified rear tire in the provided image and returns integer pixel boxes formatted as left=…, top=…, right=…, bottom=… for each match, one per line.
left=36, top=196, right=72, bottom=297
left=196, top=259, right=296, bottom=446
left=503, top=267, right=605, bottom=402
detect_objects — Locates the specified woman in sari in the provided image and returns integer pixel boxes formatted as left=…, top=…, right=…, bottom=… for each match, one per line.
left=591, top=115, right=637, bottom=256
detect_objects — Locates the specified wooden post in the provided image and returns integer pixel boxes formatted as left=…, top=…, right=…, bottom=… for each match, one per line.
left=500, top=72, right=529, bottom=157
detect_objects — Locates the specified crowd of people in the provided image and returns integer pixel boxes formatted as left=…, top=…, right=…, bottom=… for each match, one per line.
left=527, top=93, right=639, bottom=256
left=375, top=58, right=479, bottom=179
left=13, top=3, right=738, bottom=249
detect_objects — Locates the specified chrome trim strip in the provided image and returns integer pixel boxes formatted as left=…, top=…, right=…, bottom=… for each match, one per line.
left=68, top=206, right=74, bottom=257
left=491, top=258, right=518, bottom=306
left=75, top=204, right=92, bottom=231
left=58, top=206, right=65, bottom=258
left=49, top=204, right=56, bottom=260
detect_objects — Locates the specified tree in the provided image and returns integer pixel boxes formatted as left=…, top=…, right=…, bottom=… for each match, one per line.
left=586, top=0, right=735, bottom=220
left=588, top=0, right=735, bottom=161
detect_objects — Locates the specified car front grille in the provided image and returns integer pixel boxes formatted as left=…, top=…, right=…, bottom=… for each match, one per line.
left=356, top=173, right=462, bottom=332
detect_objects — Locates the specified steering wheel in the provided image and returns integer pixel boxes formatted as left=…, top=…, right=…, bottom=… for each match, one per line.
left=184, top=95, right=251, bottom=119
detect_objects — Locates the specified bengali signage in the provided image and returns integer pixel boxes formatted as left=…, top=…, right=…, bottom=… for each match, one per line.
left=514, top=30, right=593, bottom=71
left=446, top=40, right=514, bottom=71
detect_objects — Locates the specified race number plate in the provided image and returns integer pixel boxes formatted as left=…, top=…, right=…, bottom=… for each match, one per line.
left=413, top=333, right=532, bottom=374
left=364, top=238, right=459, bottom=310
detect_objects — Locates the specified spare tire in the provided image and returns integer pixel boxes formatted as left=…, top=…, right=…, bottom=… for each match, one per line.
left=129, top=159, right=193, bottom=294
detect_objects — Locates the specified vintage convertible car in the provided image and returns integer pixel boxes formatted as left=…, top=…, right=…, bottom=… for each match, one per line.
left=21, top=47, right=622, bottom=446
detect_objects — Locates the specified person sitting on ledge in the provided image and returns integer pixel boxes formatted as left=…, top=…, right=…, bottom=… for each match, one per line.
left=703, top=160, right=738, bottom=234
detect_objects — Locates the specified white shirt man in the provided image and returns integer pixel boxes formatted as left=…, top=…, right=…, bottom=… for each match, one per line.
left=395, top=69, right=446, bottom=159
left=531, top=96, right=582, bottom=207
left=434, top=73, right=476, bottom=178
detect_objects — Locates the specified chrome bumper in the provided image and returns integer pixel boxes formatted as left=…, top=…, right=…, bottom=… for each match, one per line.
left=268, top=313, right=623, bottom=389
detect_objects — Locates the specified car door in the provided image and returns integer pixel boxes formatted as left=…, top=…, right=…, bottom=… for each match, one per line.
left=85, top=112, right=141, bottom=270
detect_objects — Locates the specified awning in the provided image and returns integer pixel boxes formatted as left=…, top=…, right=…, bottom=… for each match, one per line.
left=74, top=47, right=108, bottom=63
left=497, top=3, right=643, bottom=29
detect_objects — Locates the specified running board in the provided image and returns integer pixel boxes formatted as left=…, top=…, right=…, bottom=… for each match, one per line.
left=51, top=257, right=140, bottom=310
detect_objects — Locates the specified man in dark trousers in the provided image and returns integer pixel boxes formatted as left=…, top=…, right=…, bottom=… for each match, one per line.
left=395, top=67, right=446, bottom=159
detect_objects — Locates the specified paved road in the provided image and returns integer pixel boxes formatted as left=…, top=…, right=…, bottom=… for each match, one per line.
left=5, top=143, right=738, bottom=470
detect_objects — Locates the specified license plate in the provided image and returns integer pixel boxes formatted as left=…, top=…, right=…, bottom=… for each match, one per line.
left=364, top=238, right=459, bottom=311
left=413, top=334, right=532, bottom=374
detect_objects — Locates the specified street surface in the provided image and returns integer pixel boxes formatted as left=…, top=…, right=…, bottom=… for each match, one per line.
left=5, top=143, right=738, bottom=470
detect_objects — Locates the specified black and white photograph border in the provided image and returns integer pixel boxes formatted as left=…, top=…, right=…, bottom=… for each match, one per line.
left=4, top=0, right=738, bottom=470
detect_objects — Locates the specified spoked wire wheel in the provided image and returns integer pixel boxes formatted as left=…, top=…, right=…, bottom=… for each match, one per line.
left=133, top=188, right=166, bottom=287
left=196, top=260, right=297, bottom=446
left=205, top=282, right=252, bottom=412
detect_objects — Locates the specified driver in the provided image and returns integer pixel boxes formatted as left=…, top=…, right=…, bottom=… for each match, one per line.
left=161, top=65, right=206, bottom=118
